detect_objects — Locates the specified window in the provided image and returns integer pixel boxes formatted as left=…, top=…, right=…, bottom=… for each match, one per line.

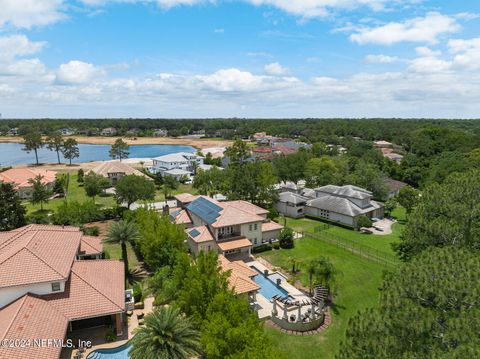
left=254, top=223, right=258, bottom=231
left=51, top=282, right=61, bottom=292
left=249, top=224, right=252, bottom=231
left=254, top=238, right=257, bottom=245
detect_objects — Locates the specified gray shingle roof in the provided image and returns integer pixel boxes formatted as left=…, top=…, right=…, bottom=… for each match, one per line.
left=278, top=191, right=309, bottom=205
left=314, top=185, right=372, bottom=200
left=306, top=195, right=383, bottom=217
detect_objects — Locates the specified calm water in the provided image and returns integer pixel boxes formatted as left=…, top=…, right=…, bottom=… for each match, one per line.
left=0, top=142, right=195, bottom=166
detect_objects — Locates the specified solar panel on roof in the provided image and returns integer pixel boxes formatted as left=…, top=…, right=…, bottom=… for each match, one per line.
left=187, top=197, right=223, bottom=224
left=190, top=229, right=201, bottom=237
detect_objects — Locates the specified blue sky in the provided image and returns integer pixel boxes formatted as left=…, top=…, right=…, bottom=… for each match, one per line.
left=1, top=0, right=480, bottom=118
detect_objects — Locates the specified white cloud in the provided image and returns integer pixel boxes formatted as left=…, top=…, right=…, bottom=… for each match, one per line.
left=415, top=46, right=441, bottom=57
left=448, top=37, right=480, bottom=70
left=350, top=12, right=460, bottom=45
left=0, top=0, right=65, bottom=29
left=0, top=35, right=46, bottom=61
left=264, top=62, right=289, bottom=75
left=55, top=60, right=103, bottom=85
left=365, top=54, right=400, bottom=63
left=408, top=56, right=451, bottom=73
left=0, top=58, right=47, bottom=76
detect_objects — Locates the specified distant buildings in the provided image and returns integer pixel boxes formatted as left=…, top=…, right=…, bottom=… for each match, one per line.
left=58, top=128, right=75, bottom=136
left=374, top=140, right=403, bottom=163
left=0, top=168, right=57, bottom=199
left=385, top=178, right=407, bottom=199
left=153, top=129, right=168, bottom=137
left=7, top=127, right=18, bottom=136
left=100, top=127, right=117, bottom=136
left=276, top=185, right=385, bottom=227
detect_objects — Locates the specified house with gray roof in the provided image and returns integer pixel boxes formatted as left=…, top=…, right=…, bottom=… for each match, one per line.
left=275, top=184, right=384, bottom=227
left=305, top=185, right=384, bottom=227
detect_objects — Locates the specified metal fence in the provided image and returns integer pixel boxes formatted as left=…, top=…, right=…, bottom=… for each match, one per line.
left=302, top=230, right=399, bottom=268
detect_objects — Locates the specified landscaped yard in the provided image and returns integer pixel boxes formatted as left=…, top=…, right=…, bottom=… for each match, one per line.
left=261, top=207, right=406, bottom=359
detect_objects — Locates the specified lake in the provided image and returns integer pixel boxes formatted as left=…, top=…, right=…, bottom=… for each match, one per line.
left=0, top=142, right=196, bottom=166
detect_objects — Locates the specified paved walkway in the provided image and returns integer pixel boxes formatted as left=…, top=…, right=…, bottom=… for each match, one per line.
left=370, top=218, right=396, bottom=235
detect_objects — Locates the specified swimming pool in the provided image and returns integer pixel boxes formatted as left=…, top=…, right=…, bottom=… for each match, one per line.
left=252, top=268, right=290, bottom=300
left=86, top=343, right=131, bottom=359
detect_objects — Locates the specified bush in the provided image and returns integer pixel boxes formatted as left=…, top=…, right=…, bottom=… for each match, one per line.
left=132, top=283, right=144, bottom=303
left=82, top=226, right=99, bottom=236
left=104, top=329, right=116, bottom=342
left=267, top=207, right=279, bottom=220
left=279, top=227, right=295, bottom=249
left=272, top=242, right=280, bottom=250
left=27, top=212, right=50, bottom=224
left=252, top=244, right=272, bottom=253
left=77, top=169, right=84, bottom=183
left=357, top=215, right=373, bottom=229
left=52, top=201, right=103, bottom=225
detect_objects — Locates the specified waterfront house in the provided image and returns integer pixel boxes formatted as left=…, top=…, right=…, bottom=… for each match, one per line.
left=89, top=161, right=152, bottom=185
left=101, top=127, right=117, bottom=136
left=153, top=129, right=168, bottom=137
left=0, top=168, right=57, bottom=199
left=150, top=152, right=204, bottom=177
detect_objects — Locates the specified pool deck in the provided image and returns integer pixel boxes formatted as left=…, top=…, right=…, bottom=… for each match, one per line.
left=248, top=260, right=309, bottom=319
left=62, top=296, right=154, bottom=359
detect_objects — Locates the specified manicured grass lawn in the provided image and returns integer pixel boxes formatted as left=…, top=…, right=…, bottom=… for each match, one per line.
left=24, top=173, right=117, bottom=214
left=103, top=241, right=140, bottom=270
left=261, top=237, right=388, bottom=358
left=261, top=207, right=406, bottom=358
left=282, top=206, right=406, bottom=258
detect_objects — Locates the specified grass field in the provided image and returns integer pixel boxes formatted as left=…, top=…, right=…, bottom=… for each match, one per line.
left=25, top=172, right=198, bottom=214
left=261, top=207, right=406, bottom=358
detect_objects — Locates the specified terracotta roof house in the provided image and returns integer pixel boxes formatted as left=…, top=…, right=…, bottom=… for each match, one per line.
left=179, top=195, right=283, bottom=260
left=89, top=160, right=151, bottom=185
left=218, top=254, right=259, bottom=299
left=0, top=168, right=57, bottom=199
left=0, top=225, right=125, bottom=359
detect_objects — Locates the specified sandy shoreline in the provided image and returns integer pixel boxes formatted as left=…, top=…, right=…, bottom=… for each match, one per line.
left=0, top=136, right=233, bottom=149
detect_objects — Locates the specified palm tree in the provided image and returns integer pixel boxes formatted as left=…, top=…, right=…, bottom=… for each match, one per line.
left=103, top=220, right=140, bottom=280
left=129, top=306, right=201, bottom=359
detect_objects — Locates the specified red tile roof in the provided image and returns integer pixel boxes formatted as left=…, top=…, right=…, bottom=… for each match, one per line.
left=43, top=260, right=125, bottom=321
left=226, top=200, right=269, bottom=216
left=174, top=209, right=193, bottom=225
left=261, top=221, right=284, bottom=232
left=0, top=295, right=68, bottom=359
left=186, top=226, right=214, bottom=244
left=0, top=168, right=57, bottom=189
left=217, top=238, right=253, bottom=251
left=0, top=225, right=82, bottom=288
left=218, top=255, right=259, bottom=295
left=174, top=193, right=198, bottom=204
left=80, top=236, right=103, bottom=256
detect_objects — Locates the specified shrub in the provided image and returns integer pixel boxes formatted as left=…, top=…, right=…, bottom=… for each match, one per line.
left=27, top=212, right=50, bottom=224
left=267, top=207, right=279, bottom=220
left=252, top=244, right=272, bottom=253
left=77, top=169, right=84, bottom=183
left=272, top=242, right=280, bottom=250
left=357, top=215, right=373, bottom=229
left=104, top=329, right=116, bottom=342
left=82, top=226, right=99, bottom=236
left=279, top=227, right=295, bottom=249
left=133, top=283, right=144, bottom=303
left=52, top=201, right=103, bottom=225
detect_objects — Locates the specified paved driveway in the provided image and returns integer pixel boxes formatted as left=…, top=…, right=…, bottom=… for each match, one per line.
left=370, top=218, right=396, bottom=235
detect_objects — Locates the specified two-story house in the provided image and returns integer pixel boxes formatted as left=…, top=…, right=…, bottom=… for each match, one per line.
left=180, top=196, right=283, bottom=260
left=150, top=152, right=204, bottom=180
left=0, top=225, right=126, bottom=359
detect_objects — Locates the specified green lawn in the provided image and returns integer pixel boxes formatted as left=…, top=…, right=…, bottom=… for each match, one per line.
left=103, top=241, right=140, bottom=270
left=261, top=207, right=406, bottom=358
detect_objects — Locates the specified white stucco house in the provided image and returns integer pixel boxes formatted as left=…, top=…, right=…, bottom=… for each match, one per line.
left=150, top=152, right=204, bottom=178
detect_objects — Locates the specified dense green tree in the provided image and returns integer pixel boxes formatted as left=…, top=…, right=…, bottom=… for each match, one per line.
left=104, top=220, right=140, bottom=279
left=193, top=167, right=226, bottom=196
left=109, top=138, right=130, bottom=161
left=0, top=182, right=26, bottom=230
left=338, top=248, right=480, bottom=359
left=46, top=132, right=64, bottom=164
left=395, top=170, right=480, bottom=261
left=77, top=168, right=84, bottom=183
left=356, top=215, right=372, bottom=229
left=305, top=156, right=340, bottom=187
left=22, top=132, right=43, bottom=165
left=28, top=175, right=51, bottom=211
left=162, top=175, right=179, bottom=200
left=52, top=200, right=102, bottom=225
left=115, top=175, right=155, bottom=209
left=279, top=227, right=294, bottom=249
left=346, top=161, right=388, bottom=200
left=135, top=209, right=186, bottom=270
left=129, top=306, right=201, bottom=359
left=62, top=138, right=80, bottom=165
left=272, top=151, right=311, bottom=184
left=83, top=172, right=110, bottom=202
left=396, top=185, right=419, bottom=214
left=224, top=138, right=249, bottom=166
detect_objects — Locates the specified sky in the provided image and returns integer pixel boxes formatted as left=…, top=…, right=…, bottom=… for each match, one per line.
left=1, top=0, right=480, bottom=118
